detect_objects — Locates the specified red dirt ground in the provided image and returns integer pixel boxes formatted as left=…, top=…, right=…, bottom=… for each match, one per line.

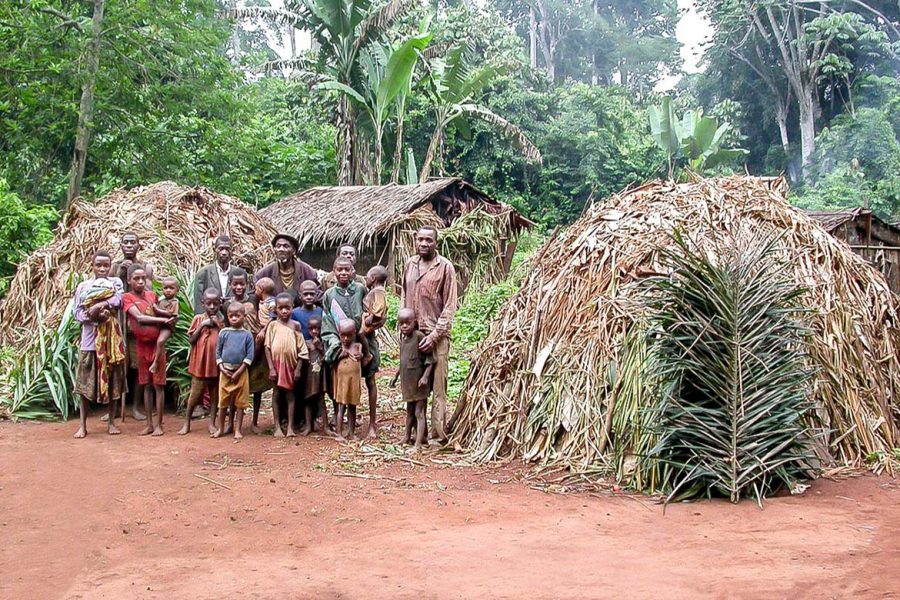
left=1, top=409, right=898, bottom=599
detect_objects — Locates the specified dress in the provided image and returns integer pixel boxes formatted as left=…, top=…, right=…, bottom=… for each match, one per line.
left=123, top=290, right=166, bottom=386
left=265, top=320, right=308, bottom=390
left=333, top=345, right=362, bottom=406
left=399, top=331, right=434, bottom=402
left=302, top=340, right=325, bottom=400
left=187, top=314, right=221, bottom=379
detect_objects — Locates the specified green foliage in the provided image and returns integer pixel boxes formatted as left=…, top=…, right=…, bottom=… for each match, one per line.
left=0, top=179, right=55, bottom=294
left=645, top=230, right=813, bottom=503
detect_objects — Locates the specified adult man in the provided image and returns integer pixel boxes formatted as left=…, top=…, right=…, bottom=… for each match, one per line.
left=109, top=232, right=153, bottom=421
left=255, top=234, right=319, bottom=302
left=192, top=235, right=241, bottom=314
left=321, top=244, right=367, bottom=291
left=401, top=226, right=457, bottom=444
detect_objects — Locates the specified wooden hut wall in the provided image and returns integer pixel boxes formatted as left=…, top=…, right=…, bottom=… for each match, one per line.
left=830, top=214, right=900, bottom=294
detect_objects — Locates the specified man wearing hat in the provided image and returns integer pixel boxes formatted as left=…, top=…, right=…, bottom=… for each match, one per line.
left=254, top=233, right=320, bottom=302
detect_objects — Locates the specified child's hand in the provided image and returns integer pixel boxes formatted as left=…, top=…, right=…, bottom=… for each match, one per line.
left=255, top=330, right=266, bottom=344
left=349, top=348, right=362, bottom=361
left=268, top=368, right=277, bottom=382
left=417, top=375, right=429, bottom=388
left=165, top=317, right=176, bottom=327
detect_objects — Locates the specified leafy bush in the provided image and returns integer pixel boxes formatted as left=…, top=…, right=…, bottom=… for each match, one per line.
left=0, top=178, right=55, bottom=296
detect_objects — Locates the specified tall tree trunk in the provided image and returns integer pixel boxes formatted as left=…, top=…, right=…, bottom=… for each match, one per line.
left=419, top=126, right=443, bottom=182
left=288, top=25, right=296, bottom=58
left=529, top=6, right=537, bottom=69
left=797, top=87, right=816, bottom=180
left=336, top=94, right=354, bottom=185
left=229, top=0, right=240, bottom=65
left=390, top=97, right=406, bottom=184
left=65, top=0, right=105, bottom=210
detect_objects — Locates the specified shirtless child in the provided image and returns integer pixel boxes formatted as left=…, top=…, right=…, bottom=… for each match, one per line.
left=150, top=276, right=179, bottom=374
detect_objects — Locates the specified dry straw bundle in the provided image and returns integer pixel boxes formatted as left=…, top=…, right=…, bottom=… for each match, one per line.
left=0, top=181, right=276, bottom=346
left=450, top=176, right=900, bottom=490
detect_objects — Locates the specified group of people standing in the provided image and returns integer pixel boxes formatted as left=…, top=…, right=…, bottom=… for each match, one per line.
left=72, top=226, right=457, bottom=450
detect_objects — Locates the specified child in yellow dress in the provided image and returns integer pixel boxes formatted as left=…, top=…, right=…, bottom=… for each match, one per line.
left=333, top=318, right=362, bottom=441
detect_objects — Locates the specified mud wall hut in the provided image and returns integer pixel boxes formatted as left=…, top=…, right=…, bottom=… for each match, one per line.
left=806, top=208, right=900, bottom=293
left=259, top=178, right=534, bottom=291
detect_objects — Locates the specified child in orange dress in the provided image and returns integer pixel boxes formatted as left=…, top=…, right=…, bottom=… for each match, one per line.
left=333, top=318, right=362, bottom=441
left=264, top=292, right=308, bottom=437
left=177, top=287, right=223, bottom=435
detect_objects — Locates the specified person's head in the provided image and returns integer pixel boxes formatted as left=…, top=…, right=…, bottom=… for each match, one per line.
left=229, top=268, right=248, bottom=298
left=275, top=292, right=293, bottom=322
left=338, top=318, right=357, bottom=346
left=255, top=277, right=275, bottom=299
left=307, top=316, right=322, bottom=340
left=202, top=287, right=222, bottom=317
left=299, top=279, right=318, bottom=308
left=214, top=235, right=232, bottom=267
left=365, top=265, right=388, bottom=289
left=120, top=233, right=140, bottom=259
left=226, top=301, right=246, bottom=329
left=415, top=227, right=438, bottom=259
left=333, top=257, right=355, bottom=287
left=92, top=250, right=112, bottom=278
left=161, top=276, right=179, bottom=299
left=272, top=234, right=298, bottom=265
left=397, top=307, right=417, bottom=336
left=336, top=244, right=356, bottom=265
left=127, top=264, right=147, bottom=293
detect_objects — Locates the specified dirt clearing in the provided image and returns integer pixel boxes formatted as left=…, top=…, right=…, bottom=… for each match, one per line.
left=1, top=412, right=898, bottom=599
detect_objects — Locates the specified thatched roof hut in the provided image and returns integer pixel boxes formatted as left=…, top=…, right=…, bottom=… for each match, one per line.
left=0, top=182, right=276, bottom=346
left=451, top=176, right=900, bottom=496
left=260, top=178, right=534, bottom=290
left=805, top=207, right=900, bottom=293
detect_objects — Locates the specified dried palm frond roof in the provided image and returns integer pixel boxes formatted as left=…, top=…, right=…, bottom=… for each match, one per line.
left=804, top=206, right=900, bottom=237
left=451, top=176, right=900, bottom=491
left=0, top=182, right=276, bottom=346
left=260, top=178, right=533, bottom=251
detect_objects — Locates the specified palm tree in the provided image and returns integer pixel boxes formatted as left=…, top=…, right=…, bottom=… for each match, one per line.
left=419, top=44, right=542, bottom=181
left=229, top=0, right=415, bottom=185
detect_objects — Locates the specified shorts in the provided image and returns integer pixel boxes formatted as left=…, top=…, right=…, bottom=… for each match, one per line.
left=218, top=368, right=250, bottom=410
left=135, top=340, right=166, bottom=386
left=74, top=351, right=125, bottom=404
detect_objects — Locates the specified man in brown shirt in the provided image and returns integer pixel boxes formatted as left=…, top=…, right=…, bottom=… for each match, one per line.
left=401, top=226, right=458, bottom=443
left=254, top=233, right=320, bottom=304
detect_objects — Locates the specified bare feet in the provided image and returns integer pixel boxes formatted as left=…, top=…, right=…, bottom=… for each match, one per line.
left=402, top=437, right=413, bottom=446
left=132, top=409, right=147, bottom=422
left=152, top=426, right=164, bottom=436
left=299, top=425, right=312, bottom=437
left=335, top=434, right=346, bottom=442
left=211, top=429, right=222, bottom=438
left=177, top=425, right=189, bottom=435
left=234, top=430, right=244, bottom=440
left=273, top=428, right=285, bottom=438
left=367, top=426, right=377, bottom=439
left=107, top=423, right=121, bottom=435
left=208, top=423, right=217, bottom=435
left=223, top=424, right=234, bottom=435
left=73, top=427, right=86, bottom=439
left=348, top=431, right=357, bottom=441
left=286, top=428, right=296, bottom=438
left=252, top=424, right=263, bottom=435
left=138, top=426, right=153, bottom=436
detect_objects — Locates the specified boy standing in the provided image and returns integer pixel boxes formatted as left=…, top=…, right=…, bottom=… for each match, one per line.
left=291, top=280, right=324, bottom=340
left=392, top=308, right=434, bottom=451
left=361, top=265, right=388, bottom=438
left=214, top=302, right=254, bottom=439
left=73, top=251, right=127, bottom=438
left=178, top=288, right=223, bottom=435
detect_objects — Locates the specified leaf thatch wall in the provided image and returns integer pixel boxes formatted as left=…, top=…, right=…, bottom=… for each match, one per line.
left=450, top=176, right=900, bottom=490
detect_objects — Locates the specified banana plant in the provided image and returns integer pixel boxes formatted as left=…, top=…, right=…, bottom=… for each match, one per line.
left=419, top=43, right=542, bottom=181
left=649, top=96, right=747, bottom=178
left=317, top=26, right=432, bottom=184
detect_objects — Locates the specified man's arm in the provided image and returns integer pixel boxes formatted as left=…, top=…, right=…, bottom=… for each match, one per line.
left=192, top=267, right=206, bottom=314
left=434, top=261, right=458, bottom=339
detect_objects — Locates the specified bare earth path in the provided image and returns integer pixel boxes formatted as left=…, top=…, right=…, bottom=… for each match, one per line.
left=1, top=415, right=898, bottom=599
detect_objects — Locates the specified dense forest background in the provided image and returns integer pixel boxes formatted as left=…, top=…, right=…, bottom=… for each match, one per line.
left=1, top=0, right=899, bottom=286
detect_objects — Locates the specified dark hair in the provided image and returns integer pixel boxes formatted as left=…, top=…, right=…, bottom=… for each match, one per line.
left=214, top=235, right=232, bottom=248
left=417, top=226, right=439, bottom=240
left=367, top=265, right=388, bottom=285
left=229, top=267, right=248, bottom=282
left=333, top=256, right=353, bottom=268
left=161, top=276, right=179, bottom=286
left=92, top=250, right=111, bottom=262
left=121, top=232, right=139, bottom=241
left=203, top=287, right=222, bottom=300
left=307, top=316, right=322, bottom=327
left=126, top=263, right=146, bottom=279
left=275, top=292, right=293, bottom=304
left=226, top=301, right=246, bottom=314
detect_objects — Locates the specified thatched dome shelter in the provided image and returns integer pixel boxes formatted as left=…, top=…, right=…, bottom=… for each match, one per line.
left=450, top=176, right=900, bottom=495
left=260, top=178, right=534, bottom=291
left=0, top=182, right=276, bottom=346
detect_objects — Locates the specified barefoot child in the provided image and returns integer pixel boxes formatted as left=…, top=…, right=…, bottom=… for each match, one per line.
left=291, top=280, right=324, bottom=340
left=229, top=269, right=271, bottom=433
left=391, top=308, right=434, bottom=450
left=264, top=292, right=308, bottom=437
left=73, top=251, right=127, bottom=438
left=333, top=318, right=363, bottom=441
left=299, top=316, right=327, bottom=436
left=123, top=265, right=175, bottom=436
left=178, top=288, right=223, bottom=435
left=214, top=302, right=254, bottom=439
left=361, top=265, right=388, bottom=438
left=150, top=276, right=179, bottom=375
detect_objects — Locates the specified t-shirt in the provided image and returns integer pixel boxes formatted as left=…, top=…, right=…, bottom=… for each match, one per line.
left=399, top=330, right=434, bottom=402
left=291, top=306, right=323, bottom=340
left=216, top=327, right=254, bottom=367
left=123, top=290, right=160, bottom=344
